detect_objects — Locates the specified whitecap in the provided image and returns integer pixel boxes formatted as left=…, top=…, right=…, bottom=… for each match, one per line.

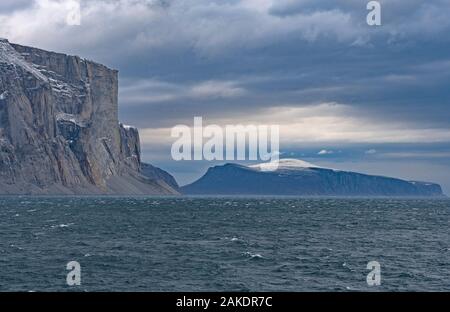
left=51, top=223, right=74, bottom=229
left=10, top=244, right=24, bottom=250
left=244, top=251, right=264, bottom=259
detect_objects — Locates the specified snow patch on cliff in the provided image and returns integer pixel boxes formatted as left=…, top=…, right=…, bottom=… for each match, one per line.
left=56, top=113, right=88, bottom=127
left=120, top=123, right=137, bottom=131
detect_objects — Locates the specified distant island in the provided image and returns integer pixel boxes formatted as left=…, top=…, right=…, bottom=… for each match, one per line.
left=0, top=39, right=445, bottom=197
left=0, top=38, right=178, bottom=195
left=182, top=159, right=444, bottom=197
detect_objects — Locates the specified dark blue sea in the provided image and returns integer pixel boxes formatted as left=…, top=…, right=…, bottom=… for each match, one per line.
left=0, top=197, right=449, bottom=292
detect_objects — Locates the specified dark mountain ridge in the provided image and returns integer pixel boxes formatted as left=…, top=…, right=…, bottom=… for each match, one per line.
left=182, top=160, right=444, bottom=197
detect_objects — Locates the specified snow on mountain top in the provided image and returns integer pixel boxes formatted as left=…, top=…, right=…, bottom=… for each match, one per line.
left=0, top=39, right=48, bottom=82
left=250, top=158, right=324, bottom=172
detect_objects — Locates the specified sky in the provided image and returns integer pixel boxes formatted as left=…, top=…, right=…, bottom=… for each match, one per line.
left=0, top=0, right=449, bottom=193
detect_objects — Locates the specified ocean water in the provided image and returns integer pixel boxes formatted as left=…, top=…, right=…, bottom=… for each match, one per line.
left=0, top=197, right=449, bottom=292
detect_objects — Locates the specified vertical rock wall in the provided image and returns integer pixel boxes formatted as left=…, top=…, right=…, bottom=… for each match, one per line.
left=0, top=39, right=177, bottom=195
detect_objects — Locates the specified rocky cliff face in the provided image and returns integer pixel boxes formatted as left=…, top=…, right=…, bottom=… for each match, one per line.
left=141, top=163, right=179, bottom=191
left=0, top=38, right=178, bottom=195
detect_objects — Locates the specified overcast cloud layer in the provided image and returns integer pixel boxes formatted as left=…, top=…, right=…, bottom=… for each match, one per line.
left=1, top=0, right=449, bottom=192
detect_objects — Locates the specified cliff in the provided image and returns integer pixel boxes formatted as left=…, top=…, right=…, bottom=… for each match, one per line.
left=141, top=163, right=180, bottom=191
left=0, top=38, right=178, bottom=195
left=182, top=160, right=445, bottom=197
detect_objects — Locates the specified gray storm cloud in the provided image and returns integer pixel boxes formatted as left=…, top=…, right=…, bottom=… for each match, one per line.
left=0, top=0, right=449, bottom=192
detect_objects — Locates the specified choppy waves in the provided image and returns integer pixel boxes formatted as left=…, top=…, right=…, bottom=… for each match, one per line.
left=0, top=197, right=449, bottom=291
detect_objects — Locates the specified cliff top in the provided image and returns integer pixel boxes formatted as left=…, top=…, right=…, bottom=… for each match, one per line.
left=0, top=38, right=117, bottom=73
left=0, top=38, right=49, bottom=81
